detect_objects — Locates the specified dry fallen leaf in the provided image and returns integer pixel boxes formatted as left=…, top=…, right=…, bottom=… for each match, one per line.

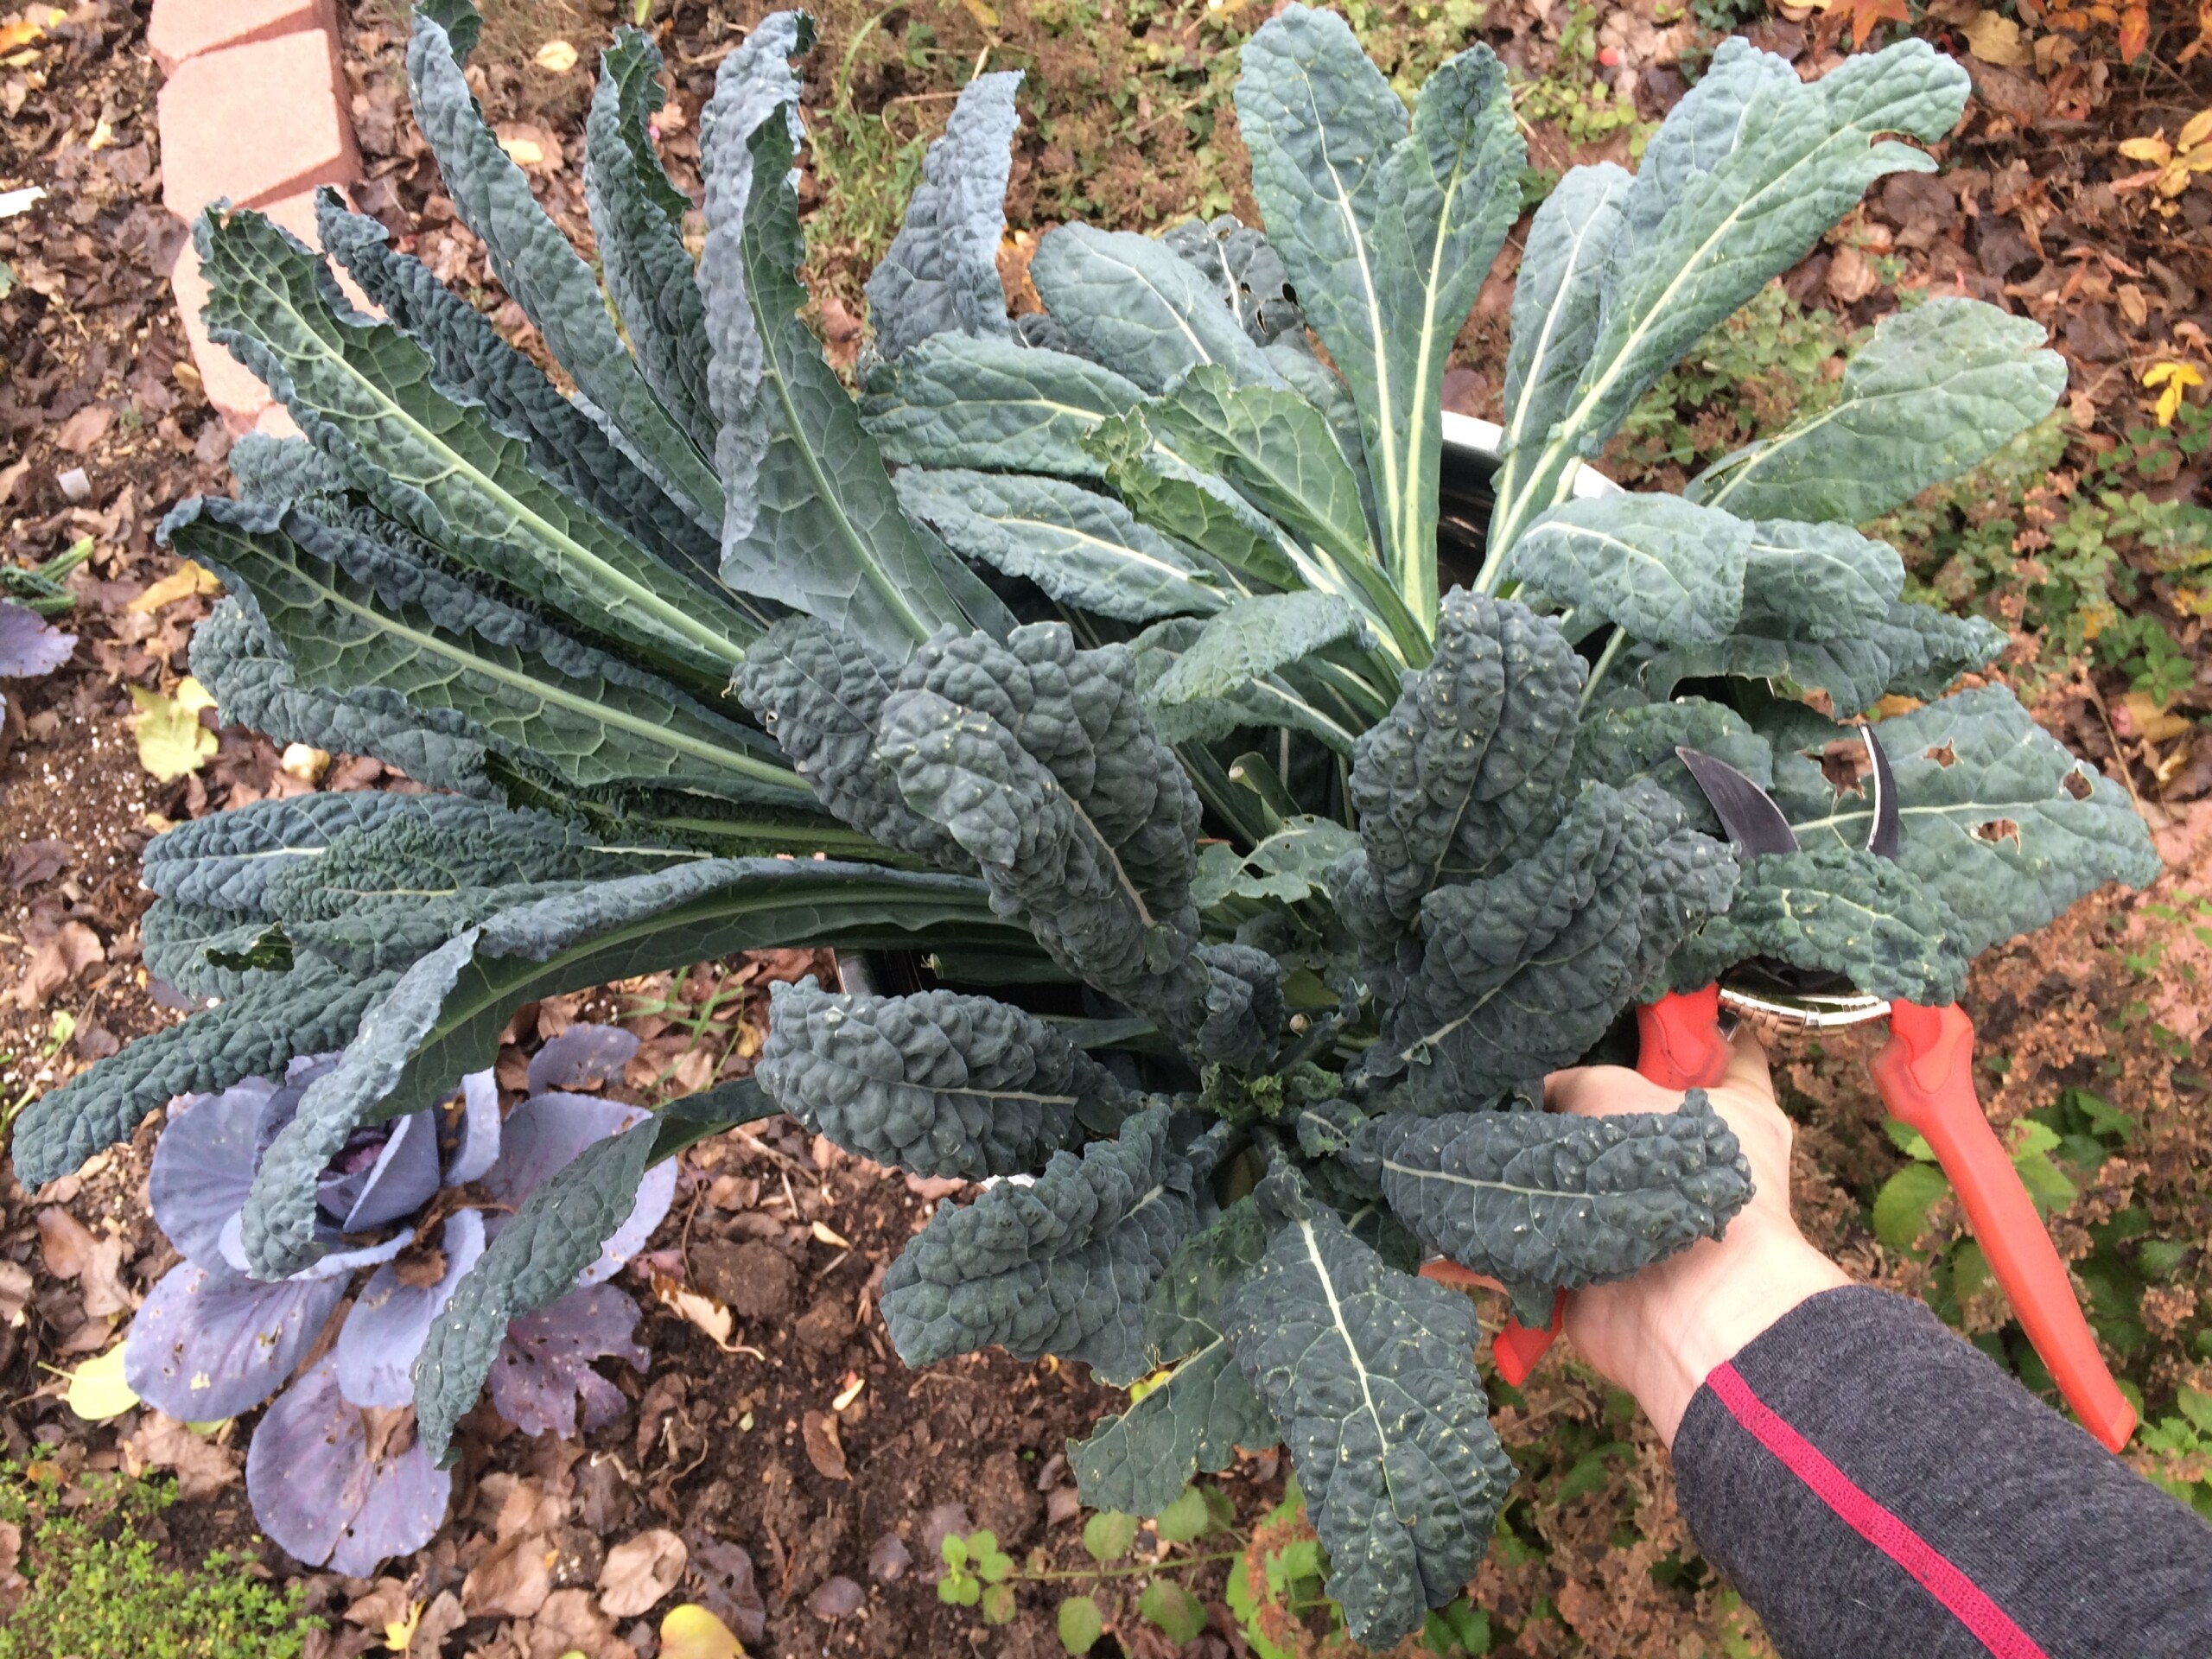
left=0, top=1260, right=32, bottom=1325
left=36, top=1205, right=95, bottom=1278
left=130, top=677, right=219, bottom=783
left=801, top=1409, right=849, bottom=1482
left=651, top=1271, right=748, bottom=1351
left=123, top=1412, right=240, bottom=1501
left=462, top=1529, right=556, bottom=1620
left=534, top=38, right=579, bottom=72
left=599, top=1528, right=688, bottom=1618
left=1961, top=10, right=2032, bottom=66
left=124, top=560, right=221, bottom=614
left=78, top=1230, right=137, bottom=1319
left=16, top=919, right=105, bottom=1010
left=810, top=1220, right=852, bottom=1249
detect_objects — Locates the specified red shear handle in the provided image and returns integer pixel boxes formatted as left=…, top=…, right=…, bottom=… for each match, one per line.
left=1871, top=1001, right=2136, bottom=1454
left=1489, top=987, right=1737, bottom=1383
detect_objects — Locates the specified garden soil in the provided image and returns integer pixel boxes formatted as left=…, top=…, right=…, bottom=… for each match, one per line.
left=1, top=3, right=2208, bottom=1656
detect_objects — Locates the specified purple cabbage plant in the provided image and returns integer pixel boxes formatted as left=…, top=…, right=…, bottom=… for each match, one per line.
left=124, top=1023, right=674, bottom=1572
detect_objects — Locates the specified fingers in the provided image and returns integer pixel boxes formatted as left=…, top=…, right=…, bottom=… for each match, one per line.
left=1544, top=1026, right=1774, bottom=1121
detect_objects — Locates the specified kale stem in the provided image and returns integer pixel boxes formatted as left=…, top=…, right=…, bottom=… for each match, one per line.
left=1578, top=626, right=1627, bottom=712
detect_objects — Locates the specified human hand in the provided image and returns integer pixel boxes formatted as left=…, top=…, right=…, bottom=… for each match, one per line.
left=1549, top=1032, right=1850, bottom=1444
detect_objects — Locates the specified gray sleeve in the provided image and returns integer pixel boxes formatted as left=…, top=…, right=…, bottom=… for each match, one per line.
left=1673, top=1284, right=2212, bottom=1659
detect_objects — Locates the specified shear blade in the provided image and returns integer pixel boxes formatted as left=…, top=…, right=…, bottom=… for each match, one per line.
left=1859, top=722, right=1901, bottom=861
left=1675, top=747, right=1800, bottom=857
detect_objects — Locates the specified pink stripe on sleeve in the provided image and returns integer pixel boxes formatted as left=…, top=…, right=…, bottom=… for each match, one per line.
left=1706, top=1361, right=2050, bottom=1659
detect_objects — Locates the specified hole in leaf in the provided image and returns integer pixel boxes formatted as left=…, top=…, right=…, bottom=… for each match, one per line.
left=1972, top=817, right=2023, bottom=846
left=2062, top=769, right=2094, bottom=800
left=1821, top=738, right=1870, bottom=796
left=1924, top=742, right=1958, bottom=768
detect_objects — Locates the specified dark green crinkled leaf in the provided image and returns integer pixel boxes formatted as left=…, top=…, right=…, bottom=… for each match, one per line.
left=880, top=1102, right=1198, bottom=1384
left=698, top=39, right=1010, bottom=657
left=1770, top=687, right=2160, bottom=958
left=1737, top=519, right=1904, bottom=642
left=1638, top=597, right=2008, bottom=719
left=227, top=432, right=346, bottom=505
left=1070, top=1200, right=1276, bottom=1516
left=1669, top=843, right=1969, bottom=1005
left=585, top=28, right=718, bottom=456
left=1138, top=366, right=1376, bottom=574
left=758, top=978, right=1121, bottom=1179
left=1503, top=493, right=1749, bottom=647
left=314, top=192, right=725, bottom=596
left=1569, top=698, right=1773, bottom=833
left=1491, top=162, right=1630, bottom=520
left=407, top=8, right=722, bottom=519
left=139, top=899, right=287, bottom=1000
left=1236, top=10, right=1522, bottom=616
left=1347, top=592, right=1585, bottom=921
left=194, top=207, right=752, bottom=683
left=165, top=498, right=805, bottom=806
left=1688, top=298, right=2067, bottom=524
left=1220, top=1167, right=1516, bottom=1646
left=864, top=71, right=1022, bottom=360
left=1129, top=616, right=1364, bottom=756
left=893, top=467, right=1226, bottom=621
left=1368, top=1094, right=1753, bottom=1325
left=879, top=625, right=1206, bottom=1003
left=12, top=960, right=398, bottom=1189
left=734, top=617, right=974, bottom=868
left=140, top=790, right=484, bottom=913
left=1148, top=592, right=1367, bottom=710
left=1161, top=216, right=1305, bottom=346
left=1611, top=36, right=1794, bottom=250
left=860, top=334, right=1146, bottom=480
left=189, top=598, right=499, bottom=799
left=1370, top=781, right=1736, bottom=1107
left=1027, top=225, right=1282, bottom=395
left=236, top=859, right=1011, bottom=1277
left=1491, top=41, right=1969, bottom=546
left=414, top=1116, right=652, bottom=1465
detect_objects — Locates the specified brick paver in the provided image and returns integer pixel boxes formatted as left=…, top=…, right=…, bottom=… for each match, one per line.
left=171, top=192, right=321, bottom=433
left=148, top=0, right=337, bottom=74
left=158, top=29, right=356, bottom=219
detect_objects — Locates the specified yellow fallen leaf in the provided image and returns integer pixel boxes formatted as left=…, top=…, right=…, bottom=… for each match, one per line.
left=2184, top=108, right=2212, bottom=151
left=961, top=0, right=1000, bottom=25
left=651, top=1272, right=753, bottom=1353
left=2118, top=134, right=2172, bottom=165
left=1962, top=10, right=2031, bottom=66
left=0, top=18, right=44, bottom=53
left=130, top=678, right=219, bottom=783
left=2123, top=690, right=2193, bottom=745
left=65, top=1344, right=138, bottom=1421
left=383, top=1599, right=423, bottom=1653
left=661, top=1604, right=745, bottom=1659
left=2144, top=361, right=2203, bottom=427
left=125, top=559, right=221, bottom=613
left=535, top=38, right=579, bottom=72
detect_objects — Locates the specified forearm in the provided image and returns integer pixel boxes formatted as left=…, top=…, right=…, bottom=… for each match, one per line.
left=1670, top=1285, right=2212, bottom=1659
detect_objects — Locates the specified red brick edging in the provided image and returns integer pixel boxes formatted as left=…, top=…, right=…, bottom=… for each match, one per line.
left=153, top=0, right=359, bottom=435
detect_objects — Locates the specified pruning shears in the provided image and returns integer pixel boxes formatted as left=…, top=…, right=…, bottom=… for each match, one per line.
left=1479, top=725, right=2137, bottom=1454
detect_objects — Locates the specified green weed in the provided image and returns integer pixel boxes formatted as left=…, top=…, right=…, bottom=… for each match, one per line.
left=0, top=1464, right=318, bottom=1659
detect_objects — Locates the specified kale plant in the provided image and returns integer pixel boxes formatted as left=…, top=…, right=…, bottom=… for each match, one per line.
left=11, top=4, right=2160, bottom=1637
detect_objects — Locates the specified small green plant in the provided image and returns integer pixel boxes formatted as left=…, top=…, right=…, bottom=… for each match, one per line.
left=936, top=1483, right=1241, bottom=1653
left=0, top=1464, right=319, bottom=1659
left=2139, top=1389, right=2212, bottom=1523
left=1512, top=1, right=1649, bottom=149
left=1226, top=1482, right=1492, bottom=1656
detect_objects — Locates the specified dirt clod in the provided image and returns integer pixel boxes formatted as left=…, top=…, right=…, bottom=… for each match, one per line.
left=690, top=1237, right=795, bottom=1322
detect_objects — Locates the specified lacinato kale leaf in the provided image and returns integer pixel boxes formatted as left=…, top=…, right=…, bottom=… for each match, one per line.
left=760, top=978, right=1122, bottom=1179
left=1369, top=1095, right=1753, bottom=1325
left=880, top=1101, right=1198, bottom=1383
left=1221, top=1167, right=1516, bottom=1645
